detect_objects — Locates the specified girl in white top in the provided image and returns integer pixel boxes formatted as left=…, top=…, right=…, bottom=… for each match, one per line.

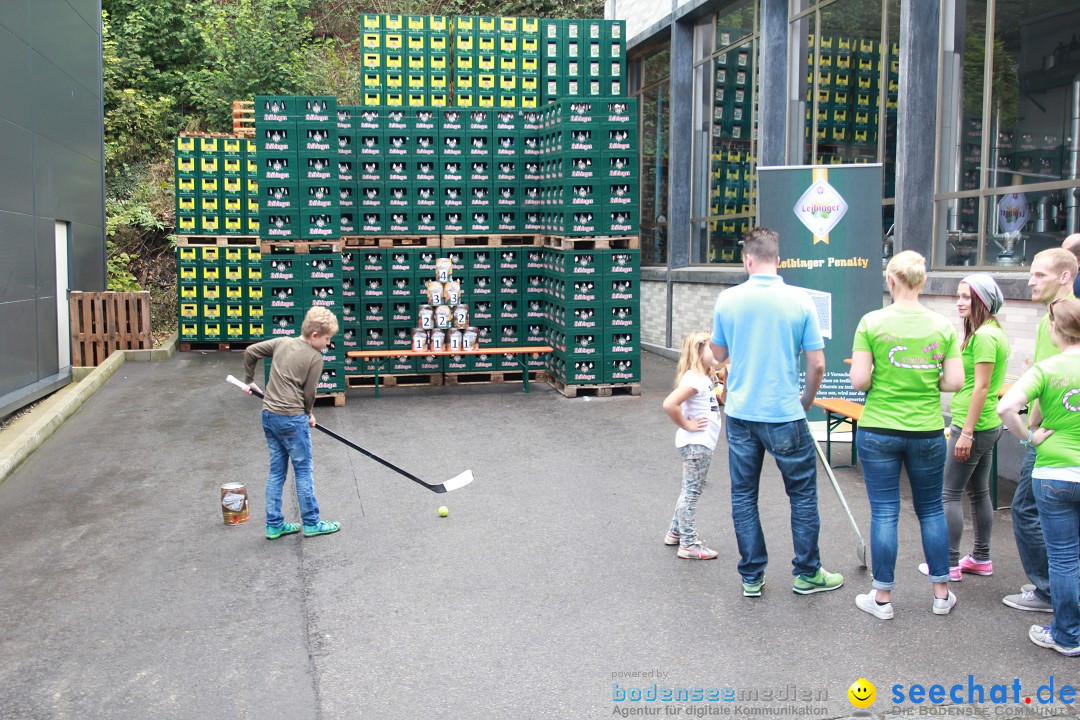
left=663, top=331, right=725, bottom=560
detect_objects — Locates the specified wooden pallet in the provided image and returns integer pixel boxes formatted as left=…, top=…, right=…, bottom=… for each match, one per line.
left=542, top=235, right=641, bottom=250
left=231, top=100, right=255, bottom=138
left=342, top=235, right=441, bottom=248
left=314, top=392, right=345, bottom=407
left=547, top=377, right=642, bottom=398
left=179, top=340, right=262, bottom=353
left=176, top=235, right=260, bottom=247
left=444, top=370, right=547, bottom=385
left=442, top=234, right=543, bottom=247
left=260, top=240, right=343, bottom=254
left=346, top=373, right=444, bottom=389
left=70, top=291, right=153, bottom=366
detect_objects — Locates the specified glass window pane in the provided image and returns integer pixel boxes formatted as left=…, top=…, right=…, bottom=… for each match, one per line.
left=816, top=0, right=883, bottom=165
left=982, top=188, right=1064, bottom=266
left=642, top=45, right=671, bottom=88
left=640, top=81, right=670, bottom=265
left=937, top=197, right=982, bottom=265
left=692, top=59, right=714, bottom=221
left=789, top=13, right=813, bottom=163
left=715, top=0, right=756, bottom=52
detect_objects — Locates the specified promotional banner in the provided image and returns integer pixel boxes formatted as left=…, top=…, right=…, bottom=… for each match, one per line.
left=757, top=164, right=883, bottom=408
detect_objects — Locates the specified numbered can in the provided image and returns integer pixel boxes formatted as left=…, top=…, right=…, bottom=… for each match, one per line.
left=426, top=280, right=444, bottom=305
left=435, top=258, right=453, bottom=283
left=431, top=329, right=446, bottom=352
left=453, top=304, right=470, bottom=328
left=444, top=280, right=462, bottom=305
left=435, top=305, right=452, bottom=329
left=412, top=329, right=429, bottom=351
left=449, top=329, right=463, bottom=351
left=463, top=326, right=478, bottom=350
left=418, top=304, right=435, bottom=329
left=220, top=483, right=250, bottom=525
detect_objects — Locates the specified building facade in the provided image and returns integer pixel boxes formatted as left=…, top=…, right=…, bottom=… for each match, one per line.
left=0, top=1, right=106, bottom=417
left=611, top=0, right=1080, bottom=378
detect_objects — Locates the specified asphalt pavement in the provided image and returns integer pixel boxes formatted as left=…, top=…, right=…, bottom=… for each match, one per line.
left=0, top=350, right=1075, bottom=720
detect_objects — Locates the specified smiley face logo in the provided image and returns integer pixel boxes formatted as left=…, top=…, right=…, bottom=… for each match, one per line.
left=848, top=679, right=876, bottom=709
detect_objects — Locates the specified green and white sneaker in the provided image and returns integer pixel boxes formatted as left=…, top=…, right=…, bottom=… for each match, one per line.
left=266, top=522, right=301, bottom=540
left=303, top=520, right=341, bottom=537
left=793, top=567, right=844, bottom=595
left=742, top=577, right=765, bottom=598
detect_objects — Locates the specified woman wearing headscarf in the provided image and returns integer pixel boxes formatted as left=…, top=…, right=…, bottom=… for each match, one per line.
left=920, top=274, right=1009, bottom=581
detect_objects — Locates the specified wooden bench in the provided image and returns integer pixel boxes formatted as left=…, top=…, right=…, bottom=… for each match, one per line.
left=346, top=345, right=554, bottom=397
left=812, top=397, right=864, bottom=468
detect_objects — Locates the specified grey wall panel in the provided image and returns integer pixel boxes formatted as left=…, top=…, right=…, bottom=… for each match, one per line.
left=69, top=221, right=105, bottom=291
left=0, top=118, right=35, bottom=214
left=0, top=300, right=40, bottom=396
left=34, top=136, right=103, bottom=226
left=30, top=0, right=100, bottom=95
left=0, top=0, right=30, bottom=45
left=0, top=210, right=38, bottom=303
left=65, top=0, right=102, bottom=38
left=32, top=58, right=102, bottom=160
left=37, top=294, right=60, bottom=377
left=35, top=216, right=58, bottom=301
left=0, top=26, right=32, bottom=129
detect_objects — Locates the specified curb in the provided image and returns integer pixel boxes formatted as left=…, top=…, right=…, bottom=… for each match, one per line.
left=0, top=333, right=178, bottom=486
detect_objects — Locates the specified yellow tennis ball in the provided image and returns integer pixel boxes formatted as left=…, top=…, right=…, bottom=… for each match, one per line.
left=438, top=506, right=449, bottom=518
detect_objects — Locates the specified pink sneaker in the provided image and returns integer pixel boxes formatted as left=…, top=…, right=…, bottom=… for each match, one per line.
left=918, top=562, right=961, bottom=581
left=677, top=542, right=718, bottom=560
left=958, top=555, right=993, bottom=576
left=664, top=532, right=680, bottom=546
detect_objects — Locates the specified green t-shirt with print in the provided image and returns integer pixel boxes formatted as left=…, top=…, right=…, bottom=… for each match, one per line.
left=950, top=322, right=1009, bottom=431
left=852, top=305, right=961, bottom=432
left=1014, top=353, right=1080, bottom=468
left=1034, top=294, right=1075, bottom=363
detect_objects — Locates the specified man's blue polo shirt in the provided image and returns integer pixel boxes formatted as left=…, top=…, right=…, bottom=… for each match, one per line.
left=711, top=273, right=824, bottom=423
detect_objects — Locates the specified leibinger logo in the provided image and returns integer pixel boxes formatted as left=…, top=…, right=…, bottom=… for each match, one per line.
left=794, top=179, right=848, bottom=244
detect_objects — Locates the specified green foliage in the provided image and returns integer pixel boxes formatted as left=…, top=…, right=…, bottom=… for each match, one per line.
left=106, top=241, right=142, bottom=292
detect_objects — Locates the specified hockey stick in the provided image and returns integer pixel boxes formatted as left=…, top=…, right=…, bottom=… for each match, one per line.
left=810, top=430, right=867, bottom=567
left=226, top=375, right=473, bottom=494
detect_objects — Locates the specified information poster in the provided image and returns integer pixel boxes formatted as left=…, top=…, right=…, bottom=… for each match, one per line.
left=757, top=164, right=883, bottom=408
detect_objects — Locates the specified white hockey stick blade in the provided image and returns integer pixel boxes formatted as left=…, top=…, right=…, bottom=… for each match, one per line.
left=226, top=374, right=248, bottom=391
left=440, top=470, right=474, bottom=493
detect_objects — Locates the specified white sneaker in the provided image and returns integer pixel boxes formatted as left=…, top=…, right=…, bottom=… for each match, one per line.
left=856, top=589, right=894, bottom=620
left=933, top=590, right=957, bottom=615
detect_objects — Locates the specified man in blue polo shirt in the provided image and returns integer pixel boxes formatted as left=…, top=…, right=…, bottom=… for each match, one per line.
left=710, top=227, right=842, bottom=598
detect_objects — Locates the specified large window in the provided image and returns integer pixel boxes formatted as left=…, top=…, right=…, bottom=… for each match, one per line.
left=790, top=0, right=897, bottom=263
left=935, top=0, right=1080, bottom=268
left=633, top=44, right=671, bottom=265
left=689, top=0, right=759, bottom=264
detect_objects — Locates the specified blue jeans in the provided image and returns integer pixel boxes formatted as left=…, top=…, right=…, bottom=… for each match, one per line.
left=1011, top=447, right=1051, bottom=603
left=262, top=410, right=320, bottom=527
left=1034, top=477, right=1080, bottom=647
left=726, top=417, right=821, bottom=583
left=856, top=429, right=950, bottom=589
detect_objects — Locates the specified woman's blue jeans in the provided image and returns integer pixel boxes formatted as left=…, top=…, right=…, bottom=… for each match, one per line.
left=1034, top=477, right=1080, bottom=648
left=262, top=410, right=321, bottom=527
left=856, top=429, right=950, bottom=590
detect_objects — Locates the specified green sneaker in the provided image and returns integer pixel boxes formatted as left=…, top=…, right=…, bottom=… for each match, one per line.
left=793, top=567, right=844, bottom=595
left=303, top=520, right=341, bottom=537
left=266, top=522, right=301, bottom=540
left=743, top=577, right=765, bottom=598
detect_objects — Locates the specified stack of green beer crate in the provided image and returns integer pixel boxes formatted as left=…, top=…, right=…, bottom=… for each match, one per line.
left=360, top=14, right=452, bottom=109
left=334, top=105, right=360, bottom=237
left=174, top=136, right=259, bottom=237
left=255, top=95, right=342, bottom=240
left=263, top=246, right=346, bottom=393
left=532, top=98, right=638, bottom=236
left=541, top=19, right=625, bottom=103
left=453, top=16, right=541, bottom=109
left=177, top=244, right=264, bottom=343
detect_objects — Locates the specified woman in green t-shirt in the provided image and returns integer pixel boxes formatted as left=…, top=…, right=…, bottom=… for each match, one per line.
left=997, top=297, right=1080, bottom=656
left=929, top=275, right=1009, bottom=581
left=849, top=251, right=964, bottom=620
